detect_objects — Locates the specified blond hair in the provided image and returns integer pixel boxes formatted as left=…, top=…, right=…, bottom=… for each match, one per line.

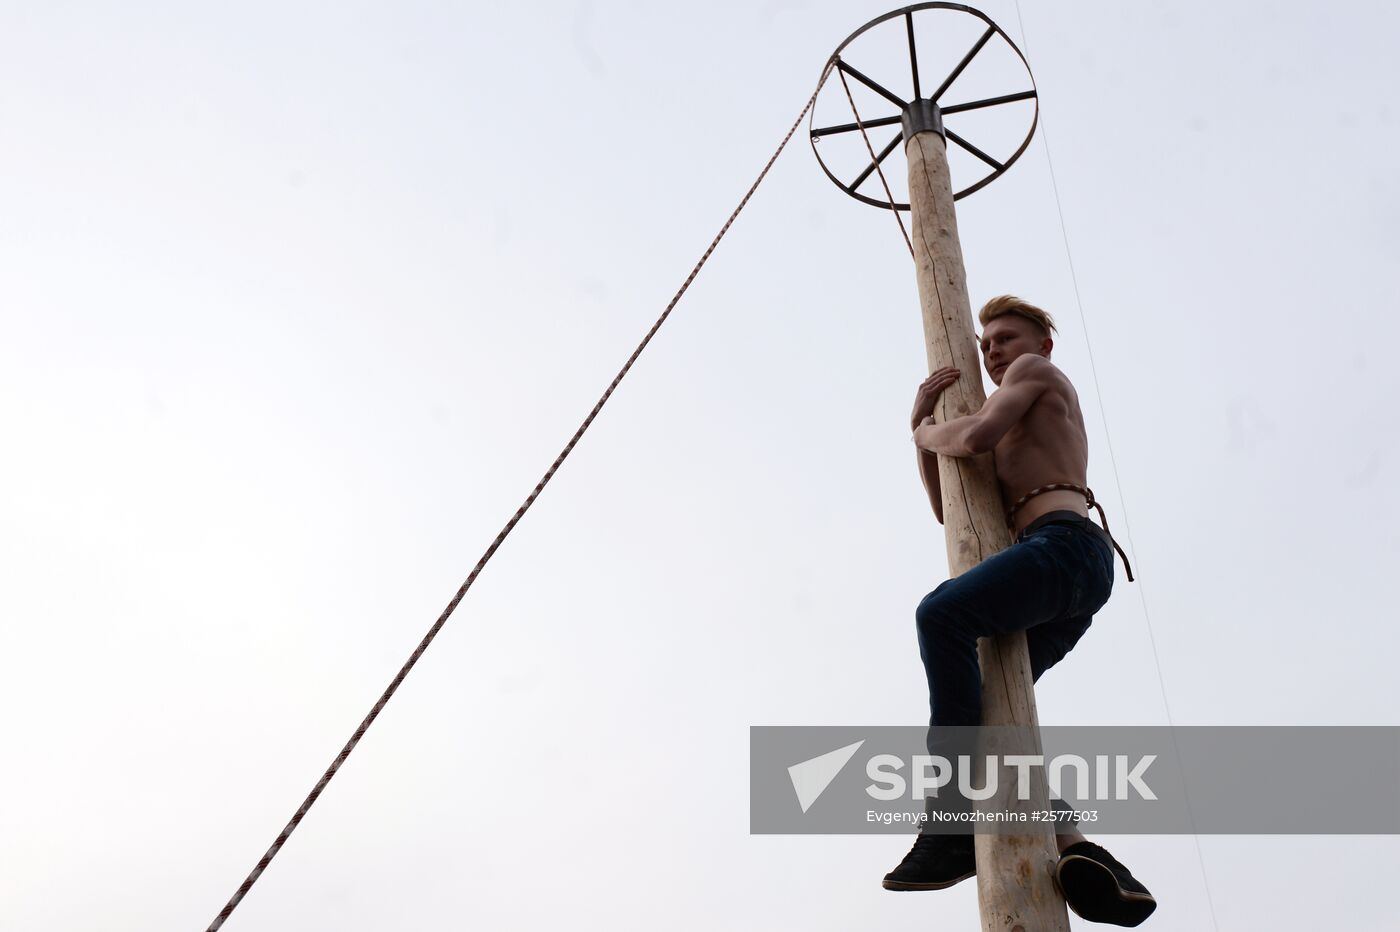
left=977, top=295, right=1057, bottom=337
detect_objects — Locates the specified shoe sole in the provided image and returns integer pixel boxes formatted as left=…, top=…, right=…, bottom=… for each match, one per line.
left=881, top=870, right=976, bottom=891
left=1054, top=854, right=1157, bottom=927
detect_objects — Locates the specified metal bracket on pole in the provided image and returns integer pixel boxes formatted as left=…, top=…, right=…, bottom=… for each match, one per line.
left=901, top=99, right=944, bottom=143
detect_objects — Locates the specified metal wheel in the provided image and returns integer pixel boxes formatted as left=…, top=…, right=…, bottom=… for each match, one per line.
left=810, top=2, right=1038, bottom=207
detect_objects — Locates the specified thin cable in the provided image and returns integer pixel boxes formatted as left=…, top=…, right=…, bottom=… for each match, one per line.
left=205, top=62, right=834, bottom=931
left=1010, top=3, right=1221, bottom=928
left=835, top=59, right=915, bottom=259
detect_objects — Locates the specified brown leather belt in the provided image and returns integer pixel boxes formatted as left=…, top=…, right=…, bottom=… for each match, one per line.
left=1019, top=509, right=1108, bottom=541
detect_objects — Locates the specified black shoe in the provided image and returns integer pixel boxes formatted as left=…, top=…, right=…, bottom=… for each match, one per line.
left=1055, top=841, right=1158, bottom=926
left=881, top=833, right=976, bottom=891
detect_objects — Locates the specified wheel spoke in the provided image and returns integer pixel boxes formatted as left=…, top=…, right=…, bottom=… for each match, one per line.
left=906, top=12, right=922, bottom=100
left=811, top=114, right=904, bottom=138
left=945, top=128, right=1004, bottom=170
left=941, top=89, right=1036, bottom=115
left=836, top=59, right=908, bottom=109
left=849, top=131, right=905, bottom=192
left=931, top=26, right=996, bottom=102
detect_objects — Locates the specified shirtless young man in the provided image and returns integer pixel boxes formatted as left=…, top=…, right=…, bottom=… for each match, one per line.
left=880, top=296, right=1157, bottom=928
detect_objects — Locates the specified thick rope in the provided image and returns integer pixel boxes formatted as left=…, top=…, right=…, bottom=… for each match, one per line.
left=834, top=58, right=915, bottom=259
left=205, top=62, right=834, bottom=931
left=1006, top=482, right=1135, bottom=581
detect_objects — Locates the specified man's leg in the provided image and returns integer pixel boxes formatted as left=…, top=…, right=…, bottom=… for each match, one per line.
left=1020, top=613, right=1095, bottom=837
left=1014, top=549, right=1155, bottom=925
left=1027, top=614, right=1095, bottom=685
left=886, top=537, right=1086, bottom=892
left=1026, top=616, right=1158, bottom=927
left=1056, top=825, right=1089, bottom=852
left=915, top=534, right=1084, bottom=730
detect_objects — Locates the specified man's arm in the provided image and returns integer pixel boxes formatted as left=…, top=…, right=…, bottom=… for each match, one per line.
left=917, top=448, right=944, bottom=524
left=909, top=368, right=961, bottom=524
left=912, top=355, right=1055, bottom=457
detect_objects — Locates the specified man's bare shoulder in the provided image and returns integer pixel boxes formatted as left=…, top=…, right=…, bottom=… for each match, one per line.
left=1001, top=353, right=1062, bottom=384
left=1001, top=355, right=1079, bottom=408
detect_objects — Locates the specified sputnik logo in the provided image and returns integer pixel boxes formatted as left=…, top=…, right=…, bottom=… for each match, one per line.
left=787, top=740, right=866, bottom=813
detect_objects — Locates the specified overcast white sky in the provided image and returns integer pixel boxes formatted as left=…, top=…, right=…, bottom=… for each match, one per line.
left=2, top=2, right=1397, bottom=930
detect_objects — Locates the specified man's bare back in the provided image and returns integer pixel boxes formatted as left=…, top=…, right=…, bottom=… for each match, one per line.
left=989, top=356, right=1090, bottom=534
left=909, top=312, right=1090, bottom=532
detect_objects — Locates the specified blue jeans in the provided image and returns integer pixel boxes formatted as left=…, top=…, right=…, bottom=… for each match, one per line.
left=915, top=512, right=1115, bottom=729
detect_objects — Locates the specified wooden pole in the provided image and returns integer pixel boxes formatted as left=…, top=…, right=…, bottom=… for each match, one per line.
left=905, top=127, right=1070, bottom=932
